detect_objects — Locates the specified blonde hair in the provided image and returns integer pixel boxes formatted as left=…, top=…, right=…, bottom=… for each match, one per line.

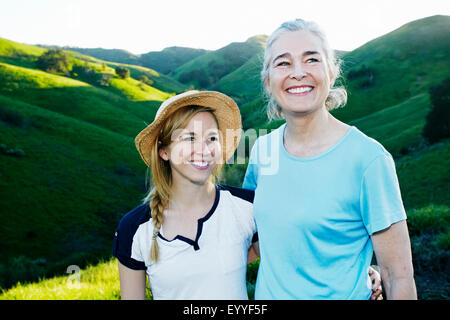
left=142, top=106, right=222, bottom=262
left=261, top=19, right=347, bottom=120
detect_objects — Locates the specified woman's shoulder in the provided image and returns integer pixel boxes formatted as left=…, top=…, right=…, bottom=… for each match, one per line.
left=117, top=202, right=151, bottom=233
left=348, top=126, right=392, bottom=160
left=217, top=184, right=255, bottom=204
left=254, top=123, right=285, bottom=145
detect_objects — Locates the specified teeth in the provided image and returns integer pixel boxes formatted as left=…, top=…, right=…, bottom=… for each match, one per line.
left=287, top=86, right=313, bottom=93
left=191, top=161, right=208, bottom=167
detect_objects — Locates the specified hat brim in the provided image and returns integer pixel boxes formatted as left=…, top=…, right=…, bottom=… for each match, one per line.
left=135, top=91, right=242, bottom=167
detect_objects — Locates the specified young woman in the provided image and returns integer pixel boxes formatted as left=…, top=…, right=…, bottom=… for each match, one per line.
left=243, top=19, right=417, bottom=299
left=113, top=90, right=258, bottom=299
left=113, top=90, right=382, bottom=300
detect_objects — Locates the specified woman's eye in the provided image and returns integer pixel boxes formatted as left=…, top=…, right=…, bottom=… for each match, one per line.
left=306, top=58, right=319, bottom=63
left=208, top=136, right=218, bottom=142
left=276, top=61, right=290, bottom=67
left=182, top=136, right=195, bottom=142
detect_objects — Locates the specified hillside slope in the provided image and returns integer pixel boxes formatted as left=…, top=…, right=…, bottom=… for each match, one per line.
left=333, top=15, right=450, bottom=122
left=1, top=38, right=187, bottom=95
left=0, top=94, right=148, bottom=271
left=171, top=35, right=266, bottom=89
left=0, top=39, right=179, bottom=284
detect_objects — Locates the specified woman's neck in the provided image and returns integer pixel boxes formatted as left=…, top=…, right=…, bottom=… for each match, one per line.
left=167, top=180, right=215, bottom=216
left=284, top=106, right=331, bottom=144
left=283, top=106, right=348, bottom=157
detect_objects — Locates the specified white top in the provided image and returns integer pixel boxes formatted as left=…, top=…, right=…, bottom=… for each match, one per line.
left=112, top=185, right=256, bottom=300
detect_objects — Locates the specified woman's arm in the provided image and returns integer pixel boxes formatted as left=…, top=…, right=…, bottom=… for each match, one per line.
left=371, top=220, right=417, bottom=299
left=247, top=241, right=260, bottom=264
left=118, top=260, right=147, bottom=300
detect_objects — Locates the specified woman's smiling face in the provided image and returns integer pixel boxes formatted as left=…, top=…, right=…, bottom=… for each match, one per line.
left=159, top=111, right=222, bottom=186
left=266, top=30, right=335, bottom=117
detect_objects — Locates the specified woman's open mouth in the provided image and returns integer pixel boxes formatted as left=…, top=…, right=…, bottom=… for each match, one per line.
left=286, top=85, right=314, bottom=95
left=189, top=161, right=210, bottom=170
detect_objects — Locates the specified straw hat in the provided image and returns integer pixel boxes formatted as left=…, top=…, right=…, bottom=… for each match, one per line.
left=135, top=90, right=242, bottom=167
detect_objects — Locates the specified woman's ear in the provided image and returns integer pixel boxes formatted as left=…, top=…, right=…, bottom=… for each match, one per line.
left=159, top=147, right=169, bottom=161
left=329, top=69, right=336, bottom=88
left=264, top=77, right=271, bottom=93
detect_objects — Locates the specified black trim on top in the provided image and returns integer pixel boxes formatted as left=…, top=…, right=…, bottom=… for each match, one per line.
left=157, top=186, right=220, bottom=251
left=217, top=184, right=255, bottom=203
left=112, top=203, right=151, bottom=270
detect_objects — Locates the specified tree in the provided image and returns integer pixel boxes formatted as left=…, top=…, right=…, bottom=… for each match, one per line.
left=115, top=66, right=130, bottom=79
left=138, top=75, right=154, bottom=86
left=36, top=49, right=70, bottom=74
left=422, top=78, right=450, bottom=144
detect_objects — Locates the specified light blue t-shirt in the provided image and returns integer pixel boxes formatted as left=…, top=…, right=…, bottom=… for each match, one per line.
left=243, top=123, right=407, bottom=300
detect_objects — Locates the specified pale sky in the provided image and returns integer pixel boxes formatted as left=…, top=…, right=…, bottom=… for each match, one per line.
left=1, top=0, right=449, bottom=54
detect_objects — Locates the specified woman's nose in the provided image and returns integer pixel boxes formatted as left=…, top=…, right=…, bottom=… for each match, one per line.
left=193, top=140, right=213, bottom=157
left=290, top=62, right=307, bottom=80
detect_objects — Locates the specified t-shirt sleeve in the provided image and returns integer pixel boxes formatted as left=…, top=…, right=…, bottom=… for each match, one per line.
left=242, top=141, right=259, bottom=191
left=360, top=153, right=407, bottom=235
left=112, top=207, right=147, bottom=270
left=218, top=184, right=257, bottom=243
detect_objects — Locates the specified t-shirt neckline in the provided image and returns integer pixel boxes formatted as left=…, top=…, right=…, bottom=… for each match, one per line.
left=158, top=186, right=220, bottom=250
left=280, top=123, right=356, bottom=162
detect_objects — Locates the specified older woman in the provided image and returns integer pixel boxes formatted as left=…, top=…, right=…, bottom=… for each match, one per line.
left=243, top=19, right=417, bottom=299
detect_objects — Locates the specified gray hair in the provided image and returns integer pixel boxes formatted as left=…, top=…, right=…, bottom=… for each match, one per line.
left=261, top=19, right=347, bottom=120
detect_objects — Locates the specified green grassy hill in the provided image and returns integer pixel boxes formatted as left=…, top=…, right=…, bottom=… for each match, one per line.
left=217, top=54, right=264, bottom=103
left=65, top=45, right=208, bottom=75
left=1, top=38, right=187, bottom=95
left=139, top=46, right=209, bottom=75
left=333, top=15, right=450, bottom=123
left=0, top=38, right=180, bottom=288
left=0, top=259, right=128, bottom=300
left=0, top=62, right=159, bottom=137
left=171, top=35, right=266, bottom=89
left=60, top=47, right=141, bottom=66
left=349, top=93, right=430, bottom=157
left=0, top=93, right=150, bottom=284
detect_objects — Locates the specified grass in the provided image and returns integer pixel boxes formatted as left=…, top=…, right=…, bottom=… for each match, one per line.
left=0, top=259, right=124, bottom=300
left=349, top=93, right=431, bottom=157
left=104, top=61, right=187, bottom=94
left=407, top=205, right=450, bottom=299
left=108, top=77, right=172, bottom=101
left=0, top=257, right=260, bottom=300
left=0, top=37, right=187, bottom=95
left=332, top=15, right=450, bottom=123
left=396, top=139, right=450, bottom=209
left=0, top=62, right=160, bottom=137
left=0, top=94, right=150, bottom=283
left=218, top=54, right=264, bottom=103
left=172, top=36, right=265, bottom=88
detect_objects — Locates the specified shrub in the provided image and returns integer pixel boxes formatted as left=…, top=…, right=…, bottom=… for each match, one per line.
left=436, top=232, right=450, bottom=250
left=423, top=77, right=450, bottom=144
left=98, top=74, right=112, bottom=87
left=71, top=64, right=100, bottom=84
left=3, top=256, right=47, bottom=288
left=6, top=148, right=25, bottom=157
left=0, top=143, right=26, bottom=157
left=138, top=75, right=154, bottom=86
left=115, top=66, right=130, bottom=79
left=36, top=49, right=71, bottom=74
left=407, top=205, right=449, bottom=236
left=0, top=107, right=28, bottom=128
